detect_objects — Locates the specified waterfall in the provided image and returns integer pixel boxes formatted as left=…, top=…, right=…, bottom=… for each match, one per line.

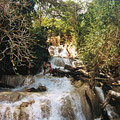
left=0, top=45, right=86, bottom=120
left=95, top=87, right=105, bottom=102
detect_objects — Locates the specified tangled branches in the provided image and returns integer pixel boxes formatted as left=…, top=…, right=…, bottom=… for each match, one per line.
left=0, top=0, right=35, bottom=73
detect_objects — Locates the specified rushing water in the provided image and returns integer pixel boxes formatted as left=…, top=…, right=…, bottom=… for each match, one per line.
left=0, top=45, right=86, bottom=120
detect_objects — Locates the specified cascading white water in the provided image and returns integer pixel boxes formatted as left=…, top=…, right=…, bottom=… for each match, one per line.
left=48, top=45, right=69, bottom=58
left=95, top=87, right=105, bottom=102
left=0, top=45, right=86, bottom=120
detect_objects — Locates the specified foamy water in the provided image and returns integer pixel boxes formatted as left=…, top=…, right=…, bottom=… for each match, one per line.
left=0, top=46, right=86, bottom=120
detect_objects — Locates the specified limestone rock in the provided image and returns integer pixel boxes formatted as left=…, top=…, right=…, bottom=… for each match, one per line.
left=61, top=96, right=75, bottom=120
left=23, top=75, right=35, bottom=86
left=0, top=75, right=26, bottom=87
left=0, top=92, right=26, bottom=102
left=74, top=82, right=101, bottom=120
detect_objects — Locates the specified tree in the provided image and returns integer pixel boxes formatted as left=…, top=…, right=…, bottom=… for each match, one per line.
left=0, top=0, right=35, bottom=74
left=77, top=0, right=120, bottom=81
left=34, top=0, right=84, bottom=45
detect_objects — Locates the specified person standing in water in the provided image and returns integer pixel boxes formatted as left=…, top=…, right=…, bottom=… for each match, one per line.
left=47, top=62, right=52, bottom=75
left=43, top=61, right=47, bottom=75
left=42, top=61, right=52, bottom=75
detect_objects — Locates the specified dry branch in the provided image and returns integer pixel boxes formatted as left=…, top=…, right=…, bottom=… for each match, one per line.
left=0, top=0, right=35, bottom=72
left=102, top=90, right=120, bottom=108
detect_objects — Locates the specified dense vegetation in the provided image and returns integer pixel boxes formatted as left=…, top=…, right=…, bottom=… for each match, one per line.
left=0, top=0, right=49, bottom=75
left=78, top=0, right=120, bottom=79
left=0, top=0, right=120, bottom=82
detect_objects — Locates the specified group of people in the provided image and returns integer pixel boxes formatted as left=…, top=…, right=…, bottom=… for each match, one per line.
left=42, top=61, right=52, bottom=75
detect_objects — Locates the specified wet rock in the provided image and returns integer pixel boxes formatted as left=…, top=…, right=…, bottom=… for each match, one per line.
left=52, top=68, right=69, bottom=77
left=61, top=96, right=75, bottom=120
left=40, top=100, right=51, bottom=119
left=54, top=58, right=65, bottom=67
left=74, top=82, right=101, bottom=120
left=0, top=75, right=37, bottom=89
left=0, top=92, right=26, bottom=102
left=22, top=75, right=35, bottom=86
left=0, top=75, right=28, bottom=87
left=25, top=86, right=47, bottom=92
left=1, top=107, right=11, bottom=120
left=17, top=100, right=35, bottom=108
left=35, top=74, right=43, bottom=79
left=64, top=65, right=73, bottom=70
left=4, top=100, right=34, bottom=120
left=52, top=66, right=90, bottom=81
left=18, top=110, right=29, bottom=120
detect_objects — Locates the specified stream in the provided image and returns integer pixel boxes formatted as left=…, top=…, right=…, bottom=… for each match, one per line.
left=0, top=45, right=87, bottom=120
left=0, top=45, right=119, bottom=120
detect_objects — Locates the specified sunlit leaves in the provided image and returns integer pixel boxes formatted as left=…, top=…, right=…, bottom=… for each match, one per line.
left=78, top=0, right=120, bottom=77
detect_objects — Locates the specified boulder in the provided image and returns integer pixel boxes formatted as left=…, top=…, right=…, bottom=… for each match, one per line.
left=74, top=82, right=101, bottom=120
left=24, top=86, right=47, bottom=92
left=0, top=75, right=27, bottom=87
left=60, top=96, right=76, bottom=120
left=0, top=75, right=36, bottom=88
left=22, top=75, right=35, bottom=86
left=64, top=65, right=74, bottom=70
left=0, top=96, right=35, bottom=120
left=0, top=92, right=26, bottom=102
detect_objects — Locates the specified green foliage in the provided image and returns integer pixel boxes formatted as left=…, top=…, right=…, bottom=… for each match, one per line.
left=77, top=0, right=120, bottom=77
left=33, top=0, right=81, bottom=44
left=1, top=0, right=119, bottom=77
left=31, top=26, right=48, bottom=47
left=30, top=25, right=50, bottom=72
